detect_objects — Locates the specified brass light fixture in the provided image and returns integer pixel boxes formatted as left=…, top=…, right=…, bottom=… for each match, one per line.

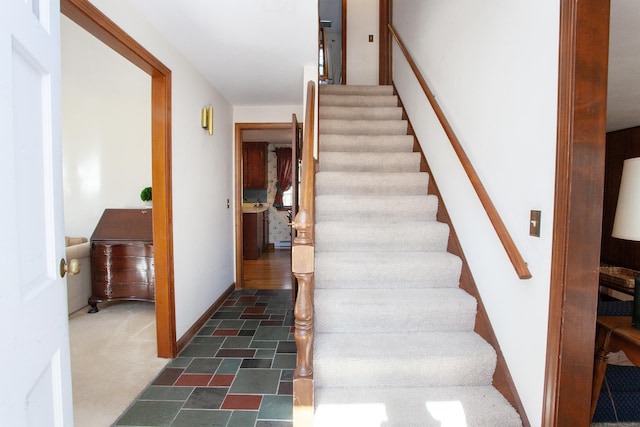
left=201, top=106, right=213, bottom=135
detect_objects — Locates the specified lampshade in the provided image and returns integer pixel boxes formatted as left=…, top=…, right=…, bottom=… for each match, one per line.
left=612, top=157, right=640, bottom=242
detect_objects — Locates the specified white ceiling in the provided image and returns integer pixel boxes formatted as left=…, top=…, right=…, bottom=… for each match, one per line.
left=130, top=1, right=638, bottom=132
left=131, top=0, right=317, bottom=106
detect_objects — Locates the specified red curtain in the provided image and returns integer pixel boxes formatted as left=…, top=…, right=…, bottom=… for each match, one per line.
left=274, top=147, right=292, bottom=205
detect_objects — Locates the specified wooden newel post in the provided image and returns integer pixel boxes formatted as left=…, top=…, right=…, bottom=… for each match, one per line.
left=294, top=271, right=313, bottom=377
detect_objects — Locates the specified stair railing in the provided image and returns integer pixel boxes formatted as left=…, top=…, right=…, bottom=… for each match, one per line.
left=291, top=80, right=316, bottom=424
left=389, top=24, right=532, bottom=280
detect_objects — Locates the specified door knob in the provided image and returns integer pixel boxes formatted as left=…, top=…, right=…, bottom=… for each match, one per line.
left=60, top=258, right=81, bottom=278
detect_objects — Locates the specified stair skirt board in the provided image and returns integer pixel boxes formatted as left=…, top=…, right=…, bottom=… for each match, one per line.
left=311, top=84, right=523, bottom=426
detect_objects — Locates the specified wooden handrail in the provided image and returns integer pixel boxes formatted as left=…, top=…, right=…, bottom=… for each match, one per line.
left=389, top=24, right=532, bottom=280
left=292, top=81, right=316, bottom=424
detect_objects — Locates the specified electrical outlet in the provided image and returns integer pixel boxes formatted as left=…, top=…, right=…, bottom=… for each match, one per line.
left=369, top=34, right=374, bottom=42
left=227, top=199, right=230, bottom=209
left=530, top=210, right=541, bottom=237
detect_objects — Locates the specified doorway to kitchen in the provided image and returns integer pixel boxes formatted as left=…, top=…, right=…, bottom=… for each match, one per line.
left=235, top=121, right=300, bottom=292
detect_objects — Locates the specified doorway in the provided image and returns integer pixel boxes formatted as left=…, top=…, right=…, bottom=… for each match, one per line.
left=61, top=0, right=176, bottom=358
left=235, top=123, right=298, bottom=291
left=319, top=0, right=346, bottom=84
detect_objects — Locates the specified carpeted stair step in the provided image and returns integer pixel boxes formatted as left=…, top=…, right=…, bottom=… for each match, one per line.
left=315, top=288, right=477, bottom=334
left=320, top=119, right=408, bottom=135
left=314, top=251, right=462, bottom=289
left=314, top=331, right=497, bottom=388
left=315, top=194, right=439, bottom=222
left=316, top=171, right=429, bottom=196
left=312, top=84, right=523, bottom=426
left=320, top=134, right=415, bottom=152
left=319, top=84, right=394, bottom=96
left=319, top=94, right=399, bottom=108
left=319, top=152, right=421, bottom=172
left=315, top=221, right=449, bottom=252
left=314, top=385, right=523, bottom=427
left=319, top=106, right=403, bottom=121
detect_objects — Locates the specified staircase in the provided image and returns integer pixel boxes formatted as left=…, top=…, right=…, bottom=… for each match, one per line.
left=312, top=84, right=523, bottom=426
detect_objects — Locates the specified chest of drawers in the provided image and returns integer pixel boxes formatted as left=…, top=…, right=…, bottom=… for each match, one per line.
left=88, top=209, right=154, bottom=312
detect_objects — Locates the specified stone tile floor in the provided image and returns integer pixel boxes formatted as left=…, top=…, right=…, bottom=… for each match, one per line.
left=114, top=289, right=295, bottom=427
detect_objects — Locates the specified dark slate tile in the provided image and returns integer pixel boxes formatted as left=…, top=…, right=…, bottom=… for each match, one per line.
left=241, top=358, right=272, bottom=369
left=216, top=349, right=256, bottom=358
left=254, top=326, right=290, bottom=341
left=272, top=354, right=296, bottom=369
left=238, top=329, right=256, bottom=337
left=180, top=344, right=221, bottom=358
left=184, top=358, right=223, bottom=374
left=139, top=386, right=193, bottom=401
left=276, top=341, right=296, bottom=354
left=229, top=369, right=280, bottom=394
left=260, top=320, right=284, bottom=327
left=212, top=311, right=241, bottom=320
left=227, top=410, right=258, bottom=427
left=280, top=370, right=294, bottom=382
left=278, top=382, right=293, bottom=395
left=219, top=319, right=246, bottom=329
left=170, top=409, right=231, bottom=427
left=221, top=336, right=253, bottom=349
left=183, top=387, right=228, bottom=410
left=257, top=395, right=293, bottom=421
left=256, top=421, right=293, bottom=427
left=114, top=400, right=182, bottom=426
left=152, top=368, right=183, bottom=386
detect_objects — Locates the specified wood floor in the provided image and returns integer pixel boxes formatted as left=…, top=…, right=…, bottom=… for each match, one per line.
left=242, top=247, right=292, bottom=290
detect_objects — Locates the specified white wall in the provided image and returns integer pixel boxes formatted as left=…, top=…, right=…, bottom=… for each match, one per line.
left=346, top=0, right=378, bottom=85
left=392, top=2, right=560, bottom=425
left=83, top=0, right=235, bottom=340
left=61, top=16, right=151, bottom=238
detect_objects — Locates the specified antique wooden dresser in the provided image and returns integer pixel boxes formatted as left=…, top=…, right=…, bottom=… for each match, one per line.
left=88, top=209, right=154, bottom=312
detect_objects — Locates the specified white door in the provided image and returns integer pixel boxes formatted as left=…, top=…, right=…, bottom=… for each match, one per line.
left=0, top=0, right=73, bottom=425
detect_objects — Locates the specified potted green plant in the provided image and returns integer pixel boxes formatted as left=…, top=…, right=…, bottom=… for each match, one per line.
left=140, top=186, right=152, bottom=206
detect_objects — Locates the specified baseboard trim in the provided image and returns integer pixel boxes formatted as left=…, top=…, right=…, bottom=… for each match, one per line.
left=175, top=283, right=235, bottom=355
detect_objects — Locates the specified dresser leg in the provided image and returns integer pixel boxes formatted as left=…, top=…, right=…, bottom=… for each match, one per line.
left=88, top=297, right=100, bottom=313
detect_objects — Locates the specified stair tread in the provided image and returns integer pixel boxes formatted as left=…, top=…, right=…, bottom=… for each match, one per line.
left=315, top=251, right=462, bottom=289
left=314, top=385, right=523, bottom=427
left=319, top=94, right=399, bottom=107
left=320, top=134, right=415, bottom=152
left=315, top=288, right=477, bottom=333
left=314, top=331, right=497, bottom=387
left=316, top=194, right=438, bottom=222
left=319, top=152, right=421, bottom=172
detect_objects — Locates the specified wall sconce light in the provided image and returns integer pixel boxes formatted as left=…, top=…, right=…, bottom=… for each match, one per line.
left=612, top=157, right=640, bottom=329
left=201, top=106, right=213, bottom=135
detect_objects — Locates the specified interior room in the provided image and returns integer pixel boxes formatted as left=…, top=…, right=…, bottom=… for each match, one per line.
left=60, top=15, right=166, bottom=426
left=590, top=1, right=640, bottom=422
left=241, top=126, right=296, bottom=291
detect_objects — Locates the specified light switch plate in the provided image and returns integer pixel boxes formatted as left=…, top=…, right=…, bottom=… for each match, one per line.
left=530, top=210, right=541, bottom=237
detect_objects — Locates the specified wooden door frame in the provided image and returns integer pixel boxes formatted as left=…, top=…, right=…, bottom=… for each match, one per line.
left=235, top=122, right=293, bottom=289
left=544, top=0, right=609, bottom=424
left=61, top=0, right=176, bottom=358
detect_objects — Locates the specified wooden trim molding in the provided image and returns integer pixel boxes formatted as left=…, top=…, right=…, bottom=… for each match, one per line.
left=61, top=0, right=176, bottom=358
left=544, top=0, right=610, bottom=425
left=341, top=0, right=347, bottom=84
left=378, top=0, right=392, bottom=85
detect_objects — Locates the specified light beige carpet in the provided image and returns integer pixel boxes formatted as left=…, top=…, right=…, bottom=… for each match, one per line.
left=69, top=301, right=169, bottom=427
